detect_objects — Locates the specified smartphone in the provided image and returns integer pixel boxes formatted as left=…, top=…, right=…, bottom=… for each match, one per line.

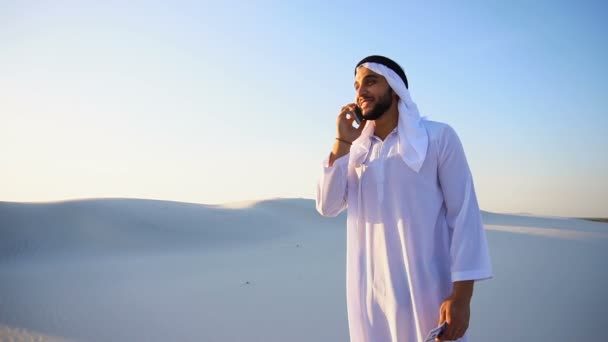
left=353, top=105, right=364, bottom=125
left=424, top=322, right=447, bottom=342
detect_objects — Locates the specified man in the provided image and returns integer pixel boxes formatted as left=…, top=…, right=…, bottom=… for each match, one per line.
left=316, top=55, right=492, bottom=342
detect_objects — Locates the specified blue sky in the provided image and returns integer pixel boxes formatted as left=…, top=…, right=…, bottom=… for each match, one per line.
left=1, top=0, right=606, bottom=217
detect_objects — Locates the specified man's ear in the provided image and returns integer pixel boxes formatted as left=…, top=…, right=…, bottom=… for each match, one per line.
left=392, top=89, right=400, bottom=102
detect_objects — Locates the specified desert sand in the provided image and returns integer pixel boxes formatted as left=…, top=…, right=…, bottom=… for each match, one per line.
left=1, top=198, right=606, bottom=341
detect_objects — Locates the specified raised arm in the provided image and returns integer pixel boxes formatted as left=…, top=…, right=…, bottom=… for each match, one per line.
left=315, top=104, right=365, bottom=217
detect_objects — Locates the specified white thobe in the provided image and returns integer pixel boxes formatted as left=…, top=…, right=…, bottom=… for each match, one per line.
left=316, top=120, right=492, bottom=342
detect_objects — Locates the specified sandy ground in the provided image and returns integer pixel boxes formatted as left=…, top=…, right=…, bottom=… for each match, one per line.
left=1, top=198, right=607, bottom=341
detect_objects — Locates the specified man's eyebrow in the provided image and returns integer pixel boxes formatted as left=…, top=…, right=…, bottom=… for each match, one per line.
left=354, top=75, right=379, bottom=88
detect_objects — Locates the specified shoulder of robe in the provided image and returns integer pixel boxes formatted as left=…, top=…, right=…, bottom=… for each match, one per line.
left=420, top=119, right=456, bottom=145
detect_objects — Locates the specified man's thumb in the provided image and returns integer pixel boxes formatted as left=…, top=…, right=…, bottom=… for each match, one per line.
left=438, top=304, right=446, bottom=325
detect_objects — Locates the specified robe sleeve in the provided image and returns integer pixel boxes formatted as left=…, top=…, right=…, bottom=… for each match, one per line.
left=437, top=125, right=493, bottom=282
left=315, top=153, right=350, bottom=217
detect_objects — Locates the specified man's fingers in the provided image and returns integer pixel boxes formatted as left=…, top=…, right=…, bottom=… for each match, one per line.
left=454, top=323, right=468, bottom=339
left=438, top=304, right=446, bottom=326
left=338, top=104, right=357, bottom=123
left=436, top=305, right=447, bottom=341
left=440, top=306, right=456, bottom=341
left=340, top=103, right=356, bottom=115
left=449, top=324, right=460, bottom=340
left=454, top=327, right=465, bottom=340
left=441, top=320, right=466, bottom=341
left=340, top=114, right=357, bottom=130
left=437, top=299, right=470, bottom=341
left=441, top=323, right=456, bottom=341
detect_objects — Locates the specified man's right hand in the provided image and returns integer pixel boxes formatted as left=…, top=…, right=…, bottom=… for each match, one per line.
left=328, top=104, right=367, bottom=167
left=336, top=103, right=366, bottom=143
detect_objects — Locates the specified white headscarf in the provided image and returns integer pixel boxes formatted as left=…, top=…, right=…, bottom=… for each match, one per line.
left=349, top=62, right=429, bottom=173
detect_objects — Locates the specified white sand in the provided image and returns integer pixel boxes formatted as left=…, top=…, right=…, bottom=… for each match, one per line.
left=0, top=198, right=606, bottom=341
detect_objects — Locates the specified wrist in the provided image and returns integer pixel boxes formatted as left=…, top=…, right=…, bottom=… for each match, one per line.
left=330, top=138, right=351, bottom=165
left=335, top=137, right=352, bottom=145
left=449, top=280, right=474, bottom=302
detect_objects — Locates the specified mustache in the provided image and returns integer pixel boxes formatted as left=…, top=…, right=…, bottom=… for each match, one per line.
left=358, top=97, right=374, bottom=105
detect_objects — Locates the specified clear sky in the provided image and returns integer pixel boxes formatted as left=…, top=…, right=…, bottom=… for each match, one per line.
left=1, top=0, right=607, bottom=217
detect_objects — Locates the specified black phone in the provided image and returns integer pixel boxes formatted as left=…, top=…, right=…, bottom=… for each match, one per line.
left=353, top=105, right=364, bottom=125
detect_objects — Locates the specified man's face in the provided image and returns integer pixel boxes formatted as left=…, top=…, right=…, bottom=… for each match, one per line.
left=354, top=67, right=394, bottom=120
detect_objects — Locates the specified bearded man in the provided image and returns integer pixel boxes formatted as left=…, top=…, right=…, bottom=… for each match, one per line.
left=316, top=55, right=493, bottom=342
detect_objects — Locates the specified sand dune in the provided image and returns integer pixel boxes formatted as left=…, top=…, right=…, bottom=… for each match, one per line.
left=0, top=324, right=73, bottom=342
left=0, top=198, right=335, bottom=262
left=0, top=198, right=606, bottom=341
left=482, top=211, right=608, bottom=233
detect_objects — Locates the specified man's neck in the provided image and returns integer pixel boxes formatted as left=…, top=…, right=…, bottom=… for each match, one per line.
left=373, top=107, right=399, bottom=141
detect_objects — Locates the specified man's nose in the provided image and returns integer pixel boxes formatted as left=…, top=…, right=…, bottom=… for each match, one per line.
left=356, top=86, right=367, bottom=99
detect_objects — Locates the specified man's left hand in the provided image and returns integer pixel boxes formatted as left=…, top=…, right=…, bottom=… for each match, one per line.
left=436, top=295, right=470, bottom=341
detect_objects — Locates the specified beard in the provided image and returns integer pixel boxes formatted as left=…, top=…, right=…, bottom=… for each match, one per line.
left=361, top=89, right=394, bottom=121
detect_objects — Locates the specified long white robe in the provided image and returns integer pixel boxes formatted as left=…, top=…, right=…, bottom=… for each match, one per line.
left=316, top=120, right=492, bottom=342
